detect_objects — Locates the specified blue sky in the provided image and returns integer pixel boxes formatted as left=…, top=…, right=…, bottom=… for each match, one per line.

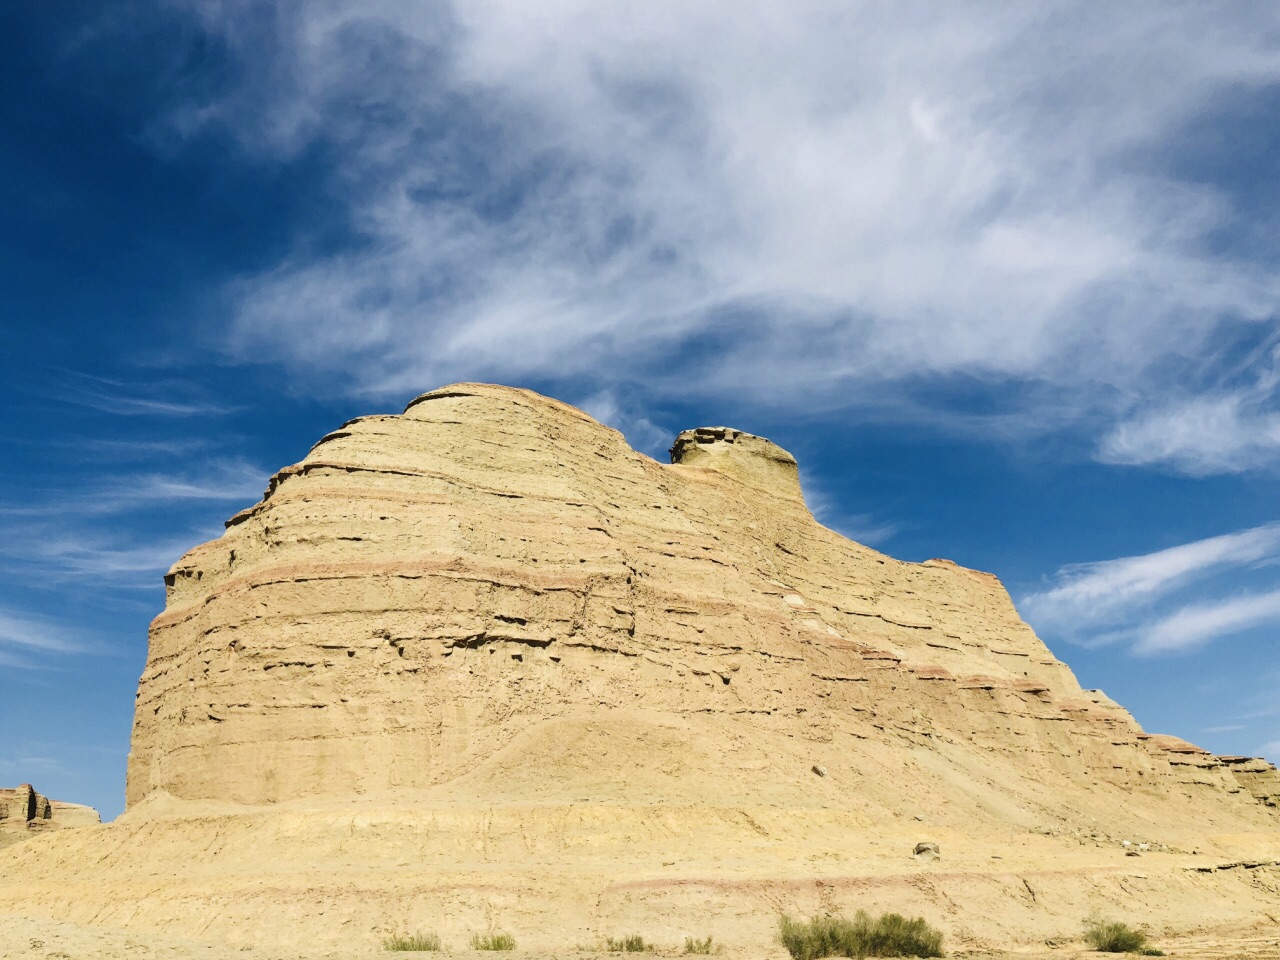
left=3, top=2, right=1279, bottom=820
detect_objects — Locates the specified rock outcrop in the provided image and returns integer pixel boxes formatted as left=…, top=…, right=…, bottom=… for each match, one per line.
left=125, top=383, right=1278, bottom=825
left=0, top=785, right=51, bottom=829
left=0, top=784, right=99, bottom=844
left=1219, top=756, right=1280, bottom=807
left=3, top=384, right=1278, bottom=954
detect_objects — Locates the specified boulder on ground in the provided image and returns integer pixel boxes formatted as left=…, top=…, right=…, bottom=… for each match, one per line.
left=913, top=841, right=941, bottom=860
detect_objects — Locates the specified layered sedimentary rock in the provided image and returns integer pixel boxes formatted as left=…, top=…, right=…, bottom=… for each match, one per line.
left=126, top=383, right=1278, bottom=826
left=0, top=784, right=99, bottom=843
left=4, top=383, right=1277, bottom=954
left=1219, top=756, right=1280, bottom=807
left=0, top=785, right=51, bottom=828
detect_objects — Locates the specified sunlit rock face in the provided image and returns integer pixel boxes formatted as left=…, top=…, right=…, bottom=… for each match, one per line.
left=126, top=383, right=1278, bottom=824
left=0, top=383, right=1275, bottom=954
left=0, top=784, right=99, bottom=842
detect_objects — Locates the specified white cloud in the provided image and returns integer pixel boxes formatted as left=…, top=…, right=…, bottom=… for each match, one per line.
left=1099, top=350, right=1280, bottom=474
left=576, top=391, right=671, bottom=459
left=45, top=371, right=238, bottom=417
left=0, top=757, right=60, bottom=776
left=1020, top=523, right=1280, bottom=655
left=799, top=469, right=901, bottom=546
left=1100, top=396, right=1280, bottom=475
left=146, top=1, right=1280, bottom=473
left=8, top=537, right=207, bottom=586
left=0, top=609, right=92, bottom=668
left=0, top=457, right=262, bottom=592
left=1021, top=524, right=1280, bottom=628
left=825, top=513, right=901, bottom=548
left=1137, top=589, right=1280, bottom=654
left=0, top=612, right=82, bottom=653
left=66, top=438, right=213, bottom=460
left=0, top=458, right=265, bottom=519
left=102, top=460, right=266, bottom=507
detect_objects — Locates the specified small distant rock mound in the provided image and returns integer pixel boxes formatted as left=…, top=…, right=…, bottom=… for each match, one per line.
left=0, top=784, right=99, bottom=843
left=913, top=841, right=941, bottom=861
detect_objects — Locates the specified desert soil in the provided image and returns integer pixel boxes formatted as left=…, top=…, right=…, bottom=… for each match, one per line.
left=3, top=913, right=1280, bottom=960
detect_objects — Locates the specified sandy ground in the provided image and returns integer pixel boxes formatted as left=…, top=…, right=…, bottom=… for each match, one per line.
left=4, top=914, right=1280, bottom=960
left=2, top=805, right=1278, bottom=957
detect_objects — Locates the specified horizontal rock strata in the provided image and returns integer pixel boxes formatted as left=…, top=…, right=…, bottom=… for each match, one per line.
left=126, top=383, right=1279, bottom=831
left=3, top=383, right=1276, bottom=954
left=0, top=784, right=99, bottom=842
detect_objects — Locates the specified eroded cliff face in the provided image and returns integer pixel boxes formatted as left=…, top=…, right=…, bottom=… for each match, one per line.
left=4, top=382, right=1277, bottom=954
left=126, top=384, right=1278, bottom=840
left=0, top=784, right=99, bottom=846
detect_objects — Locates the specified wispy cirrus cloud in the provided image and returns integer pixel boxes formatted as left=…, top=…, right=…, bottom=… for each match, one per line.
left=1138, top=589, right=1280, bottom=654
left=799, top=468, right=902, bottom=547
left=90, top=460, right=265, bottom=510
left=0, top=458, right=261, bottom=591
left=0, top=608, right=93, bottom=668
left=0, top=458, right=266, bottom=519
left=1099, top=348, right=1280, bottom=475
left=0, top=756, right=61, bottom=777
left=822, top=512, right=902, bottom=549
left=36, top=371, right=239, bottom=417
left=1099, top=397, right=1280, bottom=475
left=0, top=535, right=213, bottom=588
left=0, top=365, right=261, bottom=669
left=71, top=437, right=215, bottom=461
left=1021, top=524, right=1280, bottom=626
left=131, top=1, right=1280, bottom=474
left=577, top=390, right=672, bottom=459
left=1019, top=523, right=1280, bottom=654
left=0, top=437, right=212, bottom=460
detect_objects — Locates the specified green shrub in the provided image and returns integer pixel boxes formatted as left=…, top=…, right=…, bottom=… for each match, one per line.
left=471, top=932, right=517, bottom=951
left=684, top=935, right=715, bottom=954
left=1083, top=918, right=1157, bottom=954
left=384, top=933, right=441, bottom=951
left=779, top=911, right=943, bottom=959
left=606, top=934, right=652, bottom=952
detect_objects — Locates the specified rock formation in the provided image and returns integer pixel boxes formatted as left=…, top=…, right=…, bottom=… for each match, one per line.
left=0, top=784, right=99, bottom=845
left=2, top=384, right=1278, bottom=954
left=125, top=384, right=1279, bottom=821
left=0, top=785, right=51, bottom=829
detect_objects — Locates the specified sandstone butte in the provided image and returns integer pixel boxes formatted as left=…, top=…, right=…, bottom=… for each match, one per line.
left=0, top=784, right=99, bottom=850
left=1, top=383, right=1278, bottom=958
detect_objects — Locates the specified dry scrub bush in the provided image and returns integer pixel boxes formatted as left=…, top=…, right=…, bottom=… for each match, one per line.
left=780, top=911, right=944, bottom=960
left=684, top=935, right=716, bottom=954
left=606, top=934, right=652, bottom=952
left=384, top=933, right=441, bottom=951
left=471, top=932, right=517, bottom=951
left=1083, top=917, right=1163, bottom=955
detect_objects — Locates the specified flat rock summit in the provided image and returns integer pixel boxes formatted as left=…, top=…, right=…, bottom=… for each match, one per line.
left=2, top=383, right=1278, bottom=956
